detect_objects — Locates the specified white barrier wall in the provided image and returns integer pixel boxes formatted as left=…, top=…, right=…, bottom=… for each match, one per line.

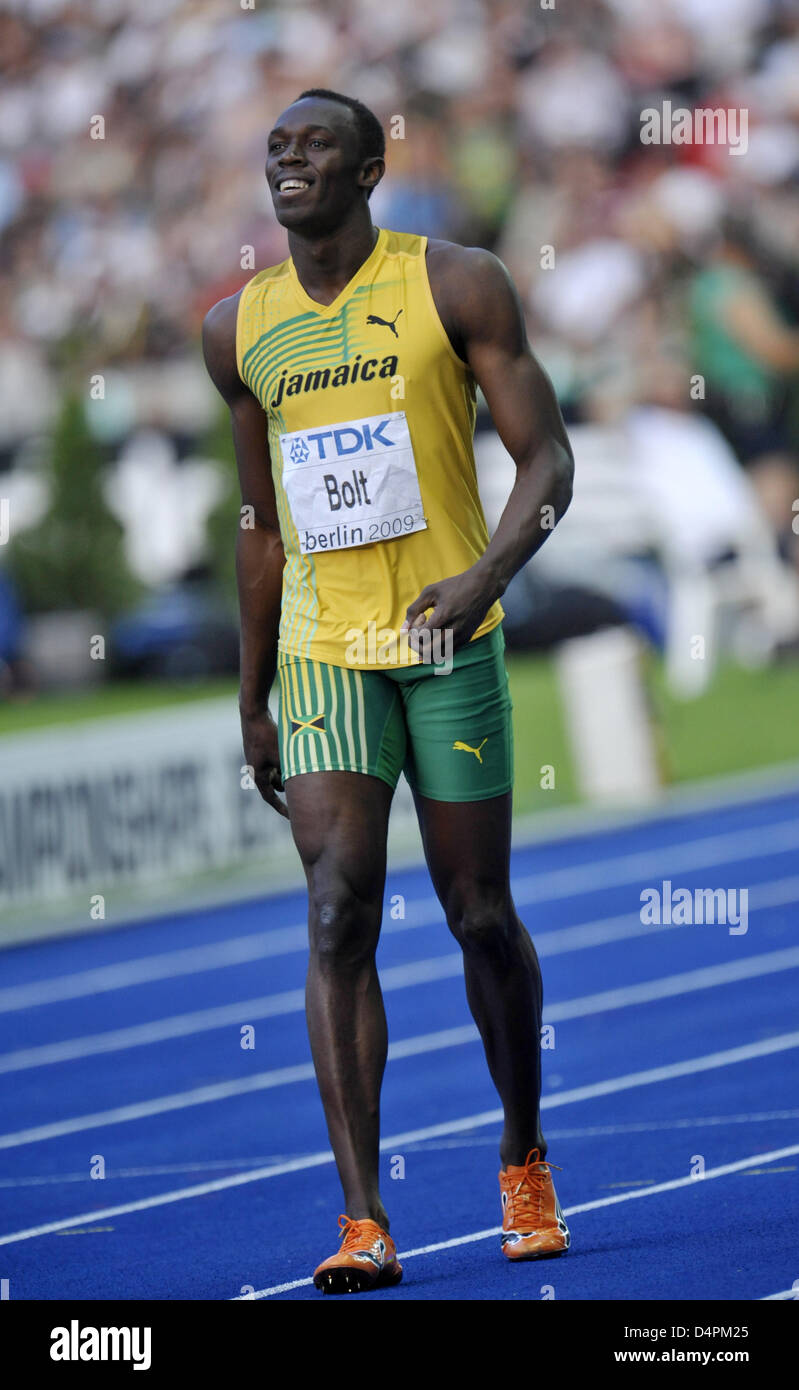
left=555, top=627, right=663, bottom=803
left=0, top=698, right=416, bottom=942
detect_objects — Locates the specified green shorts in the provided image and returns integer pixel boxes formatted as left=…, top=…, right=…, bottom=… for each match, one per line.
left=277, top=625, right=513, bottom=802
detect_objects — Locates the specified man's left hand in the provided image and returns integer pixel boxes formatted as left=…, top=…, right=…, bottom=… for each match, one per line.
left=401, top=567, right=497, bottom=654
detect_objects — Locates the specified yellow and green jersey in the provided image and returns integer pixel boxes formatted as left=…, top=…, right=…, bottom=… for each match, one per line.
left=236, top=225, right=503, bottom=669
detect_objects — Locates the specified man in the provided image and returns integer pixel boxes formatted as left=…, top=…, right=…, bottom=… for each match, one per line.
left=202, top=89, right=574, bottom=1295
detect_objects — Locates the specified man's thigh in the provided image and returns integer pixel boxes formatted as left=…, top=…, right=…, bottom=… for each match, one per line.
left=286, top=771, right=394, bottom=909
left=413, top=790, right=513, bottom=920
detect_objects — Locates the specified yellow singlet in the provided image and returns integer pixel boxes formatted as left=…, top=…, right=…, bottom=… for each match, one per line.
left=236, top=225, right=503, bottom=669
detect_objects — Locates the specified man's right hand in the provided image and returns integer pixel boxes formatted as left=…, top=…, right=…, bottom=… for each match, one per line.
left=241, top=708, right=290, bottom=819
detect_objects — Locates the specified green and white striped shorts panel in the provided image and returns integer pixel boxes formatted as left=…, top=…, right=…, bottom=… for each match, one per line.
left=277, top=654, right=406, bottom=787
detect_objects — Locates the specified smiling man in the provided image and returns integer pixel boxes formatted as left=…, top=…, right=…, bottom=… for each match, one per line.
left=202, top=89, right=574, bottom=1295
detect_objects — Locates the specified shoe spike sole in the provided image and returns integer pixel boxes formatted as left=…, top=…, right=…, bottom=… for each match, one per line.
left=314, top=1266, right=403, bottom=1295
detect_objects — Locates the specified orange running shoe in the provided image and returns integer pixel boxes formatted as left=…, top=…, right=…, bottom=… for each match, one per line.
left=313, top=1215, right=403, bottom=1295
left=499, top=1149, right=571, bottom=1260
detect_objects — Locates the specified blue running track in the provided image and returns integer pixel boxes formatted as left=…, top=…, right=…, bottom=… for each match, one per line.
left=1, top=782, right=797, bottom=1300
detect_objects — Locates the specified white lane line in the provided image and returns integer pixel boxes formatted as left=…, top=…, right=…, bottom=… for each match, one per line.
left=0, top=925, right=310, bottom=1014
left=403, top=1109, right=799, bottom=1149
left=1, top=1029, right=797, bottom=1243
left=510, top=819, right=799, bottom=904
left=239, top=1142, right=799, bottom=1299
left=0, top=955, right=461, bottom=1073
left=2, top=950, right=797, bottom=1144
left=7, top=1107, right=796, bottom=1186
left=547, top=945, right=799, bottom=1021
left=4, top=932, right=799, bottom=1077
left=539, top=873, right=799, bottom=955
left=12, top=927, right=799, bottom=1143
left=563, top=1144, right=799, bottom=1214
left=237, top=1225, right=506, bottom=1299
left=0, top=1026, right=478, bottom=1150
left=760, top=1288, right=799, bottom=1300
left=3, top=816, right=799, bottom=1013
left=0, top=1158, right=304, bottom=1188
left=238, top=1276, right=325, bottom=1298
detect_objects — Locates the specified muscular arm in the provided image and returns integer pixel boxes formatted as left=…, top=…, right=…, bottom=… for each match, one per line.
left=403, top=243, right=574, bottom=646
left=202, top=293, right=289, bottom=817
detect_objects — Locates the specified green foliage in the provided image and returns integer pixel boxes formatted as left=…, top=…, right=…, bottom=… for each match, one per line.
left=6, top=393, right=140, bottom=617
left=201, top=401, right=242, bottom=607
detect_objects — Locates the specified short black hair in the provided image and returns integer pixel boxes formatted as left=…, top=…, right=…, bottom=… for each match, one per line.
left=296, top=88, right=385, bottom=164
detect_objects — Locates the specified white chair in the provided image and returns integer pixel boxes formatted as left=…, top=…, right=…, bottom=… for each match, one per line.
left=475, top=406, right=799, bottom=697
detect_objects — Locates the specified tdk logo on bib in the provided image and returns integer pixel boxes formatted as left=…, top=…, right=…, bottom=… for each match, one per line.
left=280, top=411, right=427, bottom=555
left=286, top=419, right=397, bottom=463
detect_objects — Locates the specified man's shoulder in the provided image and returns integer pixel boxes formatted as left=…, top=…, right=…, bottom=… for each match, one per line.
left=379, top=227, right=503, bottom=284
left=245, top=256, right=293, bottom=288
left=205, top=257, right=292, bottom=328
left=202, top=256, right=292, bottom=352
left=203, top=288, right=242, bottom=339
left=201, top=288, right=246, bottom=386
left=423, top=239, right=517, bottom=336
left=425, top=238, right=509, bottom=283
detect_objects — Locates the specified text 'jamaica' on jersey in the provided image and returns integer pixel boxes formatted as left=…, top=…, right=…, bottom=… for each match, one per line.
left=236, top=226, right=503, bottom=669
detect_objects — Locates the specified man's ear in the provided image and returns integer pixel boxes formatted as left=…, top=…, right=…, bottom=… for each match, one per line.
left=360, top=157, right=385, bottom=198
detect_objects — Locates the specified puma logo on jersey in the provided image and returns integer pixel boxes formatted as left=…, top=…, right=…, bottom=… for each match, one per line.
left=453, top=738, right=488, bottom=763
left=290, top=713, right=326, bottom=738
left=367, top=309, right=403, bottom=338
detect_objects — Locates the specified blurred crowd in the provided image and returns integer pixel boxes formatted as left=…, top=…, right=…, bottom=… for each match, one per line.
left=1, top=0, right=798, bottom=682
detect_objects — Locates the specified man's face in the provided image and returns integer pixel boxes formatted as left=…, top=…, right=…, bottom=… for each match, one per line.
left=266, top=98, right=381, bottom=233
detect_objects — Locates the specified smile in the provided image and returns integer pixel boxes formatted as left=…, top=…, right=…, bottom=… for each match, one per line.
left=277, top=177, right=312, bottom=196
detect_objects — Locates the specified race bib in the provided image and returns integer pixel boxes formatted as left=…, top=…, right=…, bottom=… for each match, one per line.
left=279, top=411, right=427, bottom=554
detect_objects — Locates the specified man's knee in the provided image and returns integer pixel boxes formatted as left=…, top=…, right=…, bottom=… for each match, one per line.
left=309, top=889, right=378, bottom=969
left=446, top=890, right=517, bottom=956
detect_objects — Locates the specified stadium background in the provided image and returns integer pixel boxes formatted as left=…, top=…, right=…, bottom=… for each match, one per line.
left=1, top=0, right=799, bottom=1312
left=1, top=0, right=798, bottom=926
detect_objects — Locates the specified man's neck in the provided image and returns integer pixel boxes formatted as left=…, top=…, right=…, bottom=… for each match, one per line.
left=288, top=212, right=378, bottom=306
